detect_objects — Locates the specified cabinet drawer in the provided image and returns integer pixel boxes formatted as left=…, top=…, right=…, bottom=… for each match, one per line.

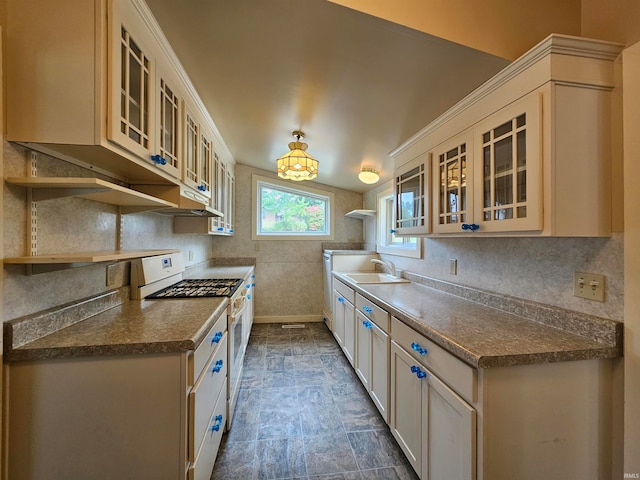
left=188, top=379, right=227, bottom=480
left=190, top=310, right=227, bottom=385
left=356, top=293, right=390, bottom=332
left=391, top=317, right=476, bottom=403
left=333, top=279, right=355, bottom=304
left=189, top=333, right=227, bottom=461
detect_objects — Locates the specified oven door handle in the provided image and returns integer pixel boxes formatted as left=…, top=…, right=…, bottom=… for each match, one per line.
left=230, top=295, right=249, bottom=321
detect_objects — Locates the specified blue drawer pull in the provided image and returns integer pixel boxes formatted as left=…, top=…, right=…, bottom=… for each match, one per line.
left=211, top=331, right=223, bottom=345
left=211, top=359, right=223, bottom=373
left=209, top=414, right=224, bottom=432
left=411, top=342, right=428, bottom=356
left=362, top=306, right=373, bottom=314
left=461, top=223, right=479, bottom=231
left=338, top=297, right=345, bottom=303
left=411, top=365, right=427, bottom=379
left=363, top=320, right=373, bottom=329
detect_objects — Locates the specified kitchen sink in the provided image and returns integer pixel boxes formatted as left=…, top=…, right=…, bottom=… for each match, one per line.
left=343, top=273, right=410, bottom=284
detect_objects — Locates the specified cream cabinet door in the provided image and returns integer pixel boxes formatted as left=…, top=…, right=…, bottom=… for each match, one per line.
left=342, top=299, right=356, bottom=367
left=332, top=289, right=347, bottom=347
left=108, top=0, right=156, bottom=160
left=391, top=340, right=426, bottom=475
left=425, top=364, right=476, bottom=480
left=393, top=152, right=430, bottom=235
left=432, top=130, right=474, bottom=234
left=369, top=317, right=390, bottom=423
left=473, top=92, right=542, bottom=233
left=355, top=311, right=372, bottom=391
left=154, top=67, right=182, bottom=179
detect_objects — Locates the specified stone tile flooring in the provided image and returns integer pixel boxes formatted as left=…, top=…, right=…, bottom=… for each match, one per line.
left=211, top=322, right=419, bottom=480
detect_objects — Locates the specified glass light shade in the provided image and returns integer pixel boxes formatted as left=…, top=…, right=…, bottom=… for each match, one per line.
left=276, top=141, right=319, bottom=181
left=358, top=167, right=380, bottom=184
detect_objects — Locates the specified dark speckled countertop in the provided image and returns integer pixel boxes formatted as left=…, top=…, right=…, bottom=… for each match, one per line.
left=334, top=272, right=622, bottom=369
left=5, top=265, right=254, bottom=362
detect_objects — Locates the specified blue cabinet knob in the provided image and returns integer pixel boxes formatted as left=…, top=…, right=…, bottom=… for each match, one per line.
left=363, top=306, right=373, bottom=314
left=150, top=154, right=167, bottom=165
left=461, top=223, right=479, bottom=231
left=338, top=297, right=345, bottom=303
left=410, top=365, right=427, bottom=379
left=211, top=331, right=223, bottom=344
left=390, top=229, right=396, bottom=234
left=411, top=342, right=428, bottom=356
left=211, top=359, right=224, bottom=374
left=363, top=320, right=373, bottom=329
left=209, top=414, right=224, bottom=432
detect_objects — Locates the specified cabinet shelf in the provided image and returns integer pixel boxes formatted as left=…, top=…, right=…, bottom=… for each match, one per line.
left=5, top=177, right=179, bottom=213
left=4, top=249, right=180, bottom=274
left=345, top=209, right=376, bottom=220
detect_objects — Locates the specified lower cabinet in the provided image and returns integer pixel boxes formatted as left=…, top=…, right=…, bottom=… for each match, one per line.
left=6, top=311, right=228, bottom=480
left=390, top=340, right=476, bottom=480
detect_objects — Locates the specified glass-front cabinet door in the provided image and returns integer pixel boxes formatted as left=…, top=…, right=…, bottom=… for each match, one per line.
left=473, top=92, right=542, bottom=233
left=108, top=0, right=155, bottom=161
left=432, top=131, right=473, bottom=234
left=394, top=153, right=429, bottom=235
left=155, top=72, right=181, bottom=179
left=182, top=103, right=201, bottom=192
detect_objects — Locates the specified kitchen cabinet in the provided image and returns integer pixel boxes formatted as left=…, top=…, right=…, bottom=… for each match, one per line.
left=393, top=34, right=623, bottom=237
left=355, top=294, right=390, bottom=423
left=390, top=340, right=476, bottom=480
left=173, top=159, right=235, bottom=236
left=6, top=310, right=229, bottom=480
left=332, top=279, right=356, bottom=365
left=393, top=153, right=429, bottom=235
left=182, top=102, right=213, bottom=198
left=5, top=0, right=233, bottom=192
left=432, top=93, right=542, bottom=234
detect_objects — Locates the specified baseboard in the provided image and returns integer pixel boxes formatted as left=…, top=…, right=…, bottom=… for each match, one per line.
left=254, top=315, right=325, bottom=324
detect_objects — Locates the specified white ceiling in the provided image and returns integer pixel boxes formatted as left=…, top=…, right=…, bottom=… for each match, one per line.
left=145, top=0, right=510, bottom=193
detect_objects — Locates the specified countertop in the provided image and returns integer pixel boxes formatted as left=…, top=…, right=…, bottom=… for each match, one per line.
left=5, top=265, right=254, bottom=362
left=333, top=272, right=622, bottom=369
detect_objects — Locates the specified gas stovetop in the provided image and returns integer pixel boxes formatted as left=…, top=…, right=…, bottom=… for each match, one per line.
left=146, top=278, right=243, bottom=298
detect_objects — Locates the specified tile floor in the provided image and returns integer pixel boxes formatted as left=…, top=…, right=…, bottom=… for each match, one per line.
left=211, top=322, right=419, bottom=480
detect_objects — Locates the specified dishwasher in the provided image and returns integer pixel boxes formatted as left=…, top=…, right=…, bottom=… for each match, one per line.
left=323, top=250, right=377, bottom=329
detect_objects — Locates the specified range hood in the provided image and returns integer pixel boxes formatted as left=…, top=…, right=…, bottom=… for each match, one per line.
left=131, top=184, right=223, bottom=217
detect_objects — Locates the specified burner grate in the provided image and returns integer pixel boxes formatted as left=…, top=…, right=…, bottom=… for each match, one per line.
left=146, top=278, right=243, bottom=298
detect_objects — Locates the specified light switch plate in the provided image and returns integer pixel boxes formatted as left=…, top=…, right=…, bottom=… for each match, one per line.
left=574, top=272, right=605, bottom=302
left=449, top=259, right=457, bottom=275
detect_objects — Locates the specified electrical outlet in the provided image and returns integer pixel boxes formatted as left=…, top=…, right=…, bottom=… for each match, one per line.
left=106, top=263, right=118, bottom=287
left=574, top=272, right=605, bottom=302
left=449, top=259, right=457, bottom=275
left=188, top=250, right=194, bottom=261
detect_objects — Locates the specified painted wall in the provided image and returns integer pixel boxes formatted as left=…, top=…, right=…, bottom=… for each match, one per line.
left=2, top=143, right=214, bottom=321
left=209, top=163, right=365, bottom=321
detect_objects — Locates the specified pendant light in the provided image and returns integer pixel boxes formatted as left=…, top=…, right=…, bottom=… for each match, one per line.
left=276, top=130, right=319, bottom=181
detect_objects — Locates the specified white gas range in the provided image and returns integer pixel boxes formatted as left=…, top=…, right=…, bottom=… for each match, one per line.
left=130, top=253, right=254, bottom=430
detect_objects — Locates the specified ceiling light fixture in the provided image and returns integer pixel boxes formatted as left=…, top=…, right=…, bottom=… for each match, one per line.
left=276, top=130, right=319, bottom=181
left=358, top=167, right=380, bottom=184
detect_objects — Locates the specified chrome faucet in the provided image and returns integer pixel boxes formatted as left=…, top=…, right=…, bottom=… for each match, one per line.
left=371, top=258, right=398, bottom=278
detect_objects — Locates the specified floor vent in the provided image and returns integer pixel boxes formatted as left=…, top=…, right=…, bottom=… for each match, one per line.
left=282, top=324, right=306, bottom=329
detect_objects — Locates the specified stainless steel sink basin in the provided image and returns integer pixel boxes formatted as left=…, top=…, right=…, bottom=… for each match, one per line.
left=343, top=273, right=410, bottom=284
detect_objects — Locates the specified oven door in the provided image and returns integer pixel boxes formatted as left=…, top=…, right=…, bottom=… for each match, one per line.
left=227, top=289, right=250, bottom=428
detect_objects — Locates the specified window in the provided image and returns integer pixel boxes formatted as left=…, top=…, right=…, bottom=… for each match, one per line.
left=252, top=175, right=334, bottom=240
left=377, top=188, right=421, bottom=258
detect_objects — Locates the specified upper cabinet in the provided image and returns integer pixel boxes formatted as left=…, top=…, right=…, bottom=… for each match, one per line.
left=392, top=34, right=623, bottom=237
left=5, top=0, right=232, bottom=199
left=393, top=153, right=429, bottom=236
